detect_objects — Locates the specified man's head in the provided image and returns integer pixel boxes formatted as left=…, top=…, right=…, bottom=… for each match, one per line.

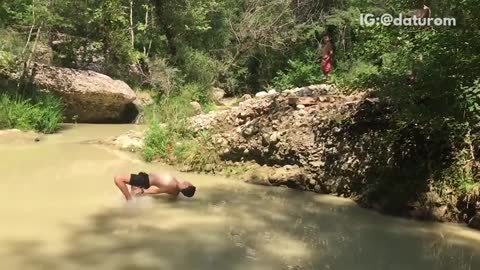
left=178, top=181, right=196, bottom=198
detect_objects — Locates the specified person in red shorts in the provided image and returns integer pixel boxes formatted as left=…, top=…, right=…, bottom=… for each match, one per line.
left=321, top=35, right=334, bottom=76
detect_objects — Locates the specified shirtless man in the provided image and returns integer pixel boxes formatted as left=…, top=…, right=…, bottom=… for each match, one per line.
left=114, top=172, right=196, bottom=201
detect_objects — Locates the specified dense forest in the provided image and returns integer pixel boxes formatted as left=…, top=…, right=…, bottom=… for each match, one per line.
left=1, top=1, right=477, bottom=95
left=1, top=1, right=480, bottom=222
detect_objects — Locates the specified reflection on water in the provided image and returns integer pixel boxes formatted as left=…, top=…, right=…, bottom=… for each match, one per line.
left=0, top=124, right=479, bottom=270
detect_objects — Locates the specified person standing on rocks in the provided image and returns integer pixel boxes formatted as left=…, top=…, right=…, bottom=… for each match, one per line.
left=320, top=34, right=334, bottom=76
left=114, top=172, right=196, bottom=201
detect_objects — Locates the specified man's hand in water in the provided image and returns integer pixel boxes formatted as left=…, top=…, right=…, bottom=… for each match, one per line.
left=129, top=186, right=144, bottom=197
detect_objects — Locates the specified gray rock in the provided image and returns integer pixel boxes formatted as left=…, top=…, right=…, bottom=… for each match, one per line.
left=243, top=127, right=254, bottom=136
left=26, top=64, right=138, bottom=123
left=268, top=132, right=280, bottom=144
left=268, top=89, right=277, bottom=95
left=211, top=87, right=226, bottom=102
left=190, top=101, right=202, bottom=115
left=104, top=130, right=145, bottom=151
left=255, top=91, right=268, bottom=98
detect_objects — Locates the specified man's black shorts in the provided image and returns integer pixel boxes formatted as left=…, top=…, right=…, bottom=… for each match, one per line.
left=129, top=172, right=151, bottom=189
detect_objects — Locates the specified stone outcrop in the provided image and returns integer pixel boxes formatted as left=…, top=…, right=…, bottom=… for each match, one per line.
left=189, top=84, right=479, bottom=227
left=32, top=64, right=138, bottom=123
left=3, top=64, right=139, bottom=123
left=242, top=164, right=307, bottom=188
left=101, top=129, right=145, bottom=152
left=190, top=84, right=372, bottom=195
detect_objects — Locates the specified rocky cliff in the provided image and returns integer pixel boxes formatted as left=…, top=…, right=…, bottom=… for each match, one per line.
left=188, top=85, right=480, bottom=229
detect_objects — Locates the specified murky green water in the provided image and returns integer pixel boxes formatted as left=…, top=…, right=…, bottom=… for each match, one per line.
left=0, top=124, right=479, bottom=270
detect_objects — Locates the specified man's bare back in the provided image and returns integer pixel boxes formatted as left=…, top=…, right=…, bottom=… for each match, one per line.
left=114, top=172, right=196, bottom=201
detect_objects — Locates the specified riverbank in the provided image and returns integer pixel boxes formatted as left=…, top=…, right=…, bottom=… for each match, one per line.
left=111, top=84, right=480, bottom=230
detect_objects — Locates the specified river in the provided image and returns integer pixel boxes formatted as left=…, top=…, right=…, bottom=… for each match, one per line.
left=0, top=124, right=479, bottom=270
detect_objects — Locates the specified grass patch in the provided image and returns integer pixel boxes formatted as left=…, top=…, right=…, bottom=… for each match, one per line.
left=143, top=120, right=221, bottom=172
left=142, top=83, right=221, bottom=172
left=0, top=92, right=64, bottom=133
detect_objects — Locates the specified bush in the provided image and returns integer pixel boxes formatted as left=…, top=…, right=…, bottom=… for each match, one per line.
left=179, top=83, right=212, bottom=106
left=180, top=48, right=219, bottom=87
left=173, top=130, right=220, bottom=172
left=0, top=92, right=64, bottom=133
left=272, top=48, right=324, bottom=90
left=143, top=123, right=171, bottom=162
left=0, top=29, right=25, bottom=68
left=0, top=50, right=14, bottom=68
left=142, top=90, right=219, bottom=171
left=148, top=57, right=183, bottom=96
left=461, top=80, right=480, bottom=126
left=145, top=95, right=194, bottom=125
left=329, top=60, right=379, bottom=91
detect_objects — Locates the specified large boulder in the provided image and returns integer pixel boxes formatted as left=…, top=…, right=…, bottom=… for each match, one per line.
left=30, top=64, right=138, bottom=123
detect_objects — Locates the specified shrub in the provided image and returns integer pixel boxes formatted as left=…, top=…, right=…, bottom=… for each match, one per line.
left=0, top=92, right=64, bottom=133
left=148, top=57, right=183, bottom=97
left=179, top=83, right=212, bottom=106
left=180, top=48, right=219, bottom=87
left=173, top=130, right=220, bottom=172
left=272, top=48, right=324, bottom=90
left=142, top=91, right=219, bottom=171
left=329, top=60, right=379, bottom=91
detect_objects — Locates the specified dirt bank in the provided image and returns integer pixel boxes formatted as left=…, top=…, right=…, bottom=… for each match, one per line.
left=187, top=85, right=480, bottom=229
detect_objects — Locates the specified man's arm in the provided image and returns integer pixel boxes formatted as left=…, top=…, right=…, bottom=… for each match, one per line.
left=141, top=186, right=164, bottom=195
left=114, top=175, right=132, bottom=201
left=140, top=186, right=180, bottom=197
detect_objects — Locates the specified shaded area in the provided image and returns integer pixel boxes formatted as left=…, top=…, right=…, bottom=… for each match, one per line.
left=2, top=185, right=480, bottom=270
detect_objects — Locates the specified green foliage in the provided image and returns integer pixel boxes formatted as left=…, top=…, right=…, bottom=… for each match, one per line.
left=179, top=48, right=219, bottom=87
left=0, top=92, right=63, bottom=133
left=147, top=57, right=182, bottom=96
left=329, top=60, right=379, bottom=90
left=272, top=48, right=324, bottom=89
left=0, top=29, right=25, bottom=67
left=461, top=80, right=480, bottom=126
left=146, top=96, right=192, bottom=123
left=143, top=123, right=171, bottom=162
left=179, top=83, right=212, bottom=106
left=173, top=130, right=220, bottom=172
left=440, top=133, right=480, bottom=199
left=142, top=94, right=220, bottom=171
left=0, top=50, right=14, bottom=68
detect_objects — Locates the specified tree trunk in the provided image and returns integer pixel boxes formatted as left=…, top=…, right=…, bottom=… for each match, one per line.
left=130, top=0, right=135, bottom=48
